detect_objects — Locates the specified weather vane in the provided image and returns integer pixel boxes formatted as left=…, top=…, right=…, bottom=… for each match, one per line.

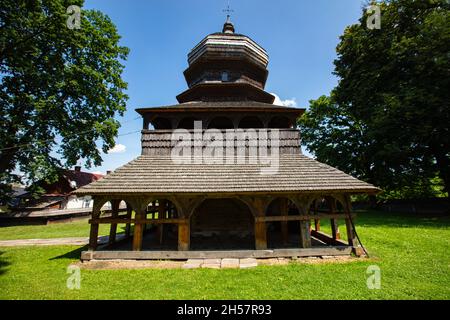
left=223, top=0, right=234, bottom=19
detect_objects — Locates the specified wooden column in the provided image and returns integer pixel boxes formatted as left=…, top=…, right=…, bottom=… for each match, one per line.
left=251, top=198, right=268, bottom=250
left=125, top=205, right=132, bottom=238
left=255, top=221, right=267, bottom=250
left=329, top=198, right=341, bottom=240
left=313, top=200, right=321, bottom=231
left=89, top=198, right=103, bottom=251
left=178, top=220, right=190, bottom=251
left=344, top=196, right=357, bottom=247
left=158, top=200, right=166, bottom=245
left=299, top=220, right=312, bottom=248
left=133, top=209, right=145, bottom=251
left=280, top=199, right=289, bottom=245
left=108, top=200, right=120, bottom=245
left=292, top=195, right=312, bottom=248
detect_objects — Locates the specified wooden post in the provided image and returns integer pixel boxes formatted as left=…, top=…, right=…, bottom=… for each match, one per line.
left=329, top=198, right=340, bottom=240
left=255, top=221, right=267, bottom=250
left=158, top=200, right=166, bottom=245
left=89, top=224, right=99, bottom=251
left=313, top=200, right=321, bottom=231
left=280, top=199, right=289, bottom=245
left=251, top=198, right=268, bottom=250
left=133, top=210, right=145, bottom=251
left=178, top=220, right=190, bottom=251
left=299, top=220, right=312, bottom=248
left=125, top=206, right=132, bottom=238
left=89, top=198, right=103, bottom=251
left=108, top=200, right=120, bottom=245
left=344, top=196, right=357, bottom=247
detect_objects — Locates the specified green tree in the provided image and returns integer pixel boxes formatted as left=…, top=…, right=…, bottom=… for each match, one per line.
left=299, top=0, right=449, bottom=199
left=0, top=0, right=129, bottom=200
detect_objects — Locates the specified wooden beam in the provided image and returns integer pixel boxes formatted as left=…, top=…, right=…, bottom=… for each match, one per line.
left=81, top=247, right=353, bottom=261
left=89, top=218, right=186, bottom=225
left=255, top=213, right=355, bottom=223
left=311, top=230, right=349, bottom=246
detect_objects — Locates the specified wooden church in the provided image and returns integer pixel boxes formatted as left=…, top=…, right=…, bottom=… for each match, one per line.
left=77, top=17, right=378, bottom=261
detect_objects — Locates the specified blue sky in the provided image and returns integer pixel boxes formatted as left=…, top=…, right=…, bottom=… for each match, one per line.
left=82, top=0, right=366, bottom=175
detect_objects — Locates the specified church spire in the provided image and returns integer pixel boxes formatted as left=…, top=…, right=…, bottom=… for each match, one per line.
left=222, top=0, right=235, bottom=34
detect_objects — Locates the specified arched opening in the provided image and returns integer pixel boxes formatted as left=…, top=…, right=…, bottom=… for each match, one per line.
left=190, top=198, right=254, bottom=250
left=208, top=117, right=234, bottom=130
left=138, top=199, right=180, bottom=251
left=178, top=117, right=203, bottom=130
left=265, top=198, right=301, bottom=249
left=151, top=117, right=172, bottom=130
left=268, top=116, right=292, bottom=129
left=91, top=199, right=133, bottom=250
left=307, top=195, right=353, bottom=247
left=238, top=116, right=264, bottom=129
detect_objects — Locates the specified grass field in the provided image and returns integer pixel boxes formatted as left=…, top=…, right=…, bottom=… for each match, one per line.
left=0, top=219, right=126, bottom=240
left=0, top=210, right=449, bottom=300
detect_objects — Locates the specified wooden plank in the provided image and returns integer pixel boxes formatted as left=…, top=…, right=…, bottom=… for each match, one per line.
left=311, top=230, right=348, bottom=246
left=81, top=247, right=353, bottom=261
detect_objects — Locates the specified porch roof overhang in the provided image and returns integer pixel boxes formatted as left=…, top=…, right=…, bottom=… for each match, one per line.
left=75, top=154, right=380, bottom=196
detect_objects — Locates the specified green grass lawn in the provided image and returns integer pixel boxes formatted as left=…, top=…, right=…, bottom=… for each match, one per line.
left=0, top=219, right=127, bottom=240
left=0, top=210, right=449, bottom=300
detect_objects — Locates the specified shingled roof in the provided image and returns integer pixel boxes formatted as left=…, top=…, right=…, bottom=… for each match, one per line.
left=75, top=154, right=379, bottom=195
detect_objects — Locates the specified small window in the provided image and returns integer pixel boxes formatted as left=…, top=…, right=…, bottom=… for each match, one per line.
left=221, top=72, right=229, bottom=82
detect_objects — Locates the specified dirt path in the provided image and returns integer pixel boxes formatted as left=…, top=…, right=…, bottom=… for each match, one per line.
left=0, top=235, right=115, bottom=247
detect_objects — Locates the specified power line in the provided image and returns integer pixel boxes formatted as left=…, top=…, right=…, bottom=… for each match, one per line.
left=0, top=116, right=142, bottom=153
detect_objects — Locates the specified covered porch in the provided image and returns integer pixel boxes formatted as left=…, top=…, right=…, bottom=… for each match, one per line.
left=81, top=193, right=363, bottom=261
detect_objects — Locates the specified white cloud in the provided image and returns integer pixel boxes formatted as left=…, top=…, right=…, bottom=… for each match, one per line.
left=107, top=144, right=127, bottom=154
left=272, top=93, right=298, bottom=108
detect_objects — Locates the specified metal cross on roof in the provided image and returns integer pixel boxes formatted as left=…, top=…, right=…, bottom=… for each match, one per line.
left=223, top=0, right=234, bottom=19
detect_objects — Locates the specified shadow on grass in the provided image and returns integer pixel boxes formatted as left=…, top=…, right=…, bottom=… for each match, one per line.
left=0, top=251, right=11, bottom=276
left=49, top=245, right=87, bottom=261
left=355, top=210, right=450, bottom=229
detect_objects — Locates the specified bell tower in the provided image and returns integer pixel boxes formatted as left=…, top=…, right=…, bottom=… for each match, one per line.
left=177, top=17, right=275, bottom=103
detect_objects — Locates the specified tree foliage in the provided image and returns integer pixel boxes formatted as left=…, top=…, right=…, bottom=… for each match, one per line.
left=0, top=0, right=129, bottom=200
left=299, top=0, right=449, bottom=199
